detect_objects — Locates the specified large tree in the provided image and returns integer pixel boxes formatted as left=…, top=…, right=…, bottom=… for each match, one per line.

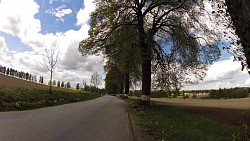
left=226, top=0, right=250, bottom=70
left=79, top=0, right=221, bottom=107
left=209, top=0, right=250, bottom=72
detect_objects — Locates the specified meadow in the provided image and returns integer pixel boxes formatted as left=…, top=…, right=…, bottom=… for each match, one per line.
left=0, top=74, right=100, bottom=111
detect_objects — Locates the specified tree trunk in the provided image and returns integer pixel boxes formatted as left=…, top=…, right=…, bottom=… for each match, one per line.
left=124, top=72, right=130, bottom=98
left=141, top=52, right=151, bottom=108
left=49, top=70, right=52, bottom=94
left=120, top=78, right=124, bottom=97
left=225, top=0, right=250, bottom=68
left=137, top=13, right=151, bottom=108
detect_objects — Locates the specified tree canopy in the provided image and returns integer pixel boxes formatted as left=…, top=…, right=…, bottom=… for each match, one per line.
left=79, top=0, right=221, bottom=106
left=209, top=0, right=250, bottom=73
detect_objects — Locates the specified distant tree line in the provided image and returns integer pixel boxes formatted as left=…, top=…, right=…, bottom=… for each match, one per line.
left=129, top=87, right=250, bottom=99
left=48, top=80, right=71, bottom=89
left=209, top=87, right=249, bottom=99
left=0, top=65, right=43, bottom=83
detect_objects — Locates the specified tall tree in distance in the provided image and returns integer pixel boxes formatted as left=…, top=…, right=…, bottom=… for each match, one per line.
left=57, top=81, right=61, bottom=87
left=90, top=72, right=102, bottom=92
left=76, top=83, right=80, bottom=90
left=43, top=41, right=60, bottom=93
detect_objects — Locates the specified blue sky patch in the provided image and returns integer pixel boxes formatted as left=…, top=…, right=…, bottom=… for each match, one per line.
left=34, top=0, right=83, bottom=34
left=0, top=31, right=32, bottom=52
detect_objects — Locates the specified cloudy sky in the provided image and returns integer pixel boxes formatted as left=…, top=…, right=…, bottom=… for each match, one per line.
left=0, top=0, right=249, bottom=89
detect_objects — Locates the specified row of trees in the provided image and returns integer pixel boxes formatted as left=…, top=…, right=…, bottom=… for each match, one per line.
left=209, top=87, right=249, bottom=99
left=79, top=0, right=250, bottom=107
left=45, top=72, right=102, bottom=92
left=79, top=0, right=222, bottom=107
left=0, top=65, right=43, bottom=83
left=48, top=80, right=71, bottom=89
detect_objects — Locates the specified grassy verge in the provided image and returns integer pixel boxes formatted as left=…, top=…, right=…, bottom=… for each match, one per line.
left=124, top=99, right=242, bottom=141
left=0, top=87, right=101, bottom=111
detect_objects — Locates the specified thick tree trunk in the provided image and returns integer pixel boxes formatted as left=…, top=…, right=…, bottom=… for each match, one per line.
left=120, top=78, right=124, bottom=96
left=124, top=72, right=130, bottom=98
left=141, top=58, right=151, bottom=108
left=137, top=12, right=152, bottom=108
left=225, top=0, right=250, bottom=68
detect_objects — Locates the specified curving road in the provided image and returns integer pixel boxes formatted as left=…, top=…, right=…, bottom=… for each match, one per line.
left=0, top=95, right=133, bottom=141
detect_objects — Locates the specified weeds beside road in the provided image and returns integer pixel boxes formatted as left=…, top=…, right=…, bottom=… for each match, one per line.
left=0, top=87, right=101, bottom=111
left=124, top=99, right=249, bottom=141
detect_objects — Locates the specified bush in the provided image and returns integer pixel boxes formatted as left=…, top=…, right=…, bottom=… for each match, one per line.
left=183, top=94, right=189, bottom=99
left=151, top=90, right=168, bottom=98
left=232, top=124, right=250, bottom=141
left=192, top=94, right=197, bottom=99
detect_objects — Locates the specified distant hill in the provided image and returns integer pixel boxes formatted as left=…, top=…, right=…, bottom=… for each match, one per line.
left=0, top=73, right=72, bottom=91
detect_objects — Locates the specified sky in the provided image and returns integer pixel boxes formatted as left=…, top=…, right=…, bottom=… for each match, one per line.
left=0, top=0, right=249, bottom=90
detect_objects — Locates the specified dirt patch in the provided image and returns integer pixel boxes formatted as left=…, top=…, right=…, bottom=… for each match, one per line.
left=175, top=105, right=250, bottom=126
left=148, top=97, right=250, bottom=126
left=150, top=97, right=250, bottom=110
left=131, top=96, right=250, bottom=126
left=0, top=73, right=73, bottom=92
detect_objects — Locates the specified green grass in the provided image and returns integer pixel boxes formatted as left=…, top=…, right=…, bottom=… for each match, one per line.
left=125, top=99, right=241, bottom=141
left=0, top=87, right=101, bottom=111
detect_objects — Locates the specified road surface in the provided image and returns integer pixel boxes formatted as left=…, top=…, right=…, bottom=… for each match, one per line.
left=0, top=95, right=133, bottom=141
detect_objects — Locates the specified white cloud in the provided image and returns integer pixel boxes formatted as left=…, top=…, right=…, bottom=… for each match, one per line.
left=204, top=57, right=241, bottom=82
left=46, top=5, right=72, bottom=21
left=0, top=0, right=105, bottom=88
left=0, top=0, right=41, bottom=39
left=0, top=36, right=9, bottom=55
left=184, top=57, right=249, bottom=90
left=245, top=78, right=250, bottom=86
left=76, top=0, right=95, bottom=26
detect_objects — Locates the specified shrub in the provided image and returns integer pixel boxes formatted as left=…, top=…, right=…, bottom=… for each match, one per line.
left=192, top=94, right=197, bottom=99
left=183, top=94, right=189, bottom=99
left=151, top=90, right=168, bottom=98
left=232, top=124, right=250, bottom=141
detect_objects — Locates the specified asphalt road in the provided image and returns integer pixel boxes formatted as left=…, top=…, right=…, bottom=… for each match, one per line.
left=0, top=95, right=132, bottom=141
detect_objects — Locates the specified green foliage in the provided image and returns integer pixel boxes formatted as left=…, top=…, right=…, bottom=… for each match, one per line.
left=61, top=81, right=64, bottom=87
left=76, top=83, right=80, bottom=90
left=192, top=94, right=197, bottom=99
left=151, top=90, right=169, bottom=98
left=0, top=87, right=101, bottom=111
left=232, top=124, right=250, bottom=141
left=105, top=62, right=123, bottom=94
left=79, top=0, right=221, bottom=96
left=209, top=88, right=248, bottom=99
left=183, top=94, right=189, bottom=99
left=125, top=99, right=239, bottom=141
left=57, top=81, right=60, bottom=87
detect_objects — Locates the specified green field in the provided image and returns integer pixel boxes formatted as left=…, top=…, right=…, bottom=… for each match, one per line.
left=125, top=99, right=249, bottom=141
left=0, top=87, right=100, bottom=111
